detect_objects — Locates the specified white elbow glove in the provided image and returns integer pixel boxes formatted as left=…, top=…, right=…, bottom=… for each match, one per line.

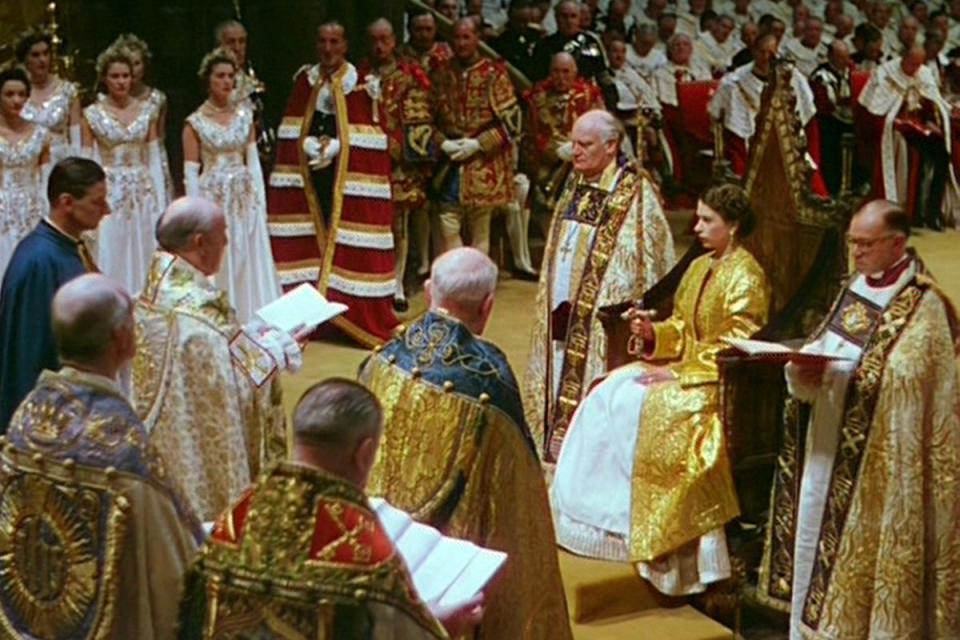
left=183, top=161, right=201, bottom=197
left=69, top=124, right=82, bottom=154
left=556, top=140, right=574, bottom=162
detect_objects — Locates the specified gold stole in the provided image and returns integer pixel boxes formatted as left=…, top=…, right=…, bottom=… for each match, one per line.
left=757, top=277, right=929, bottom=618
left=544, top=165, right=639, bottom=460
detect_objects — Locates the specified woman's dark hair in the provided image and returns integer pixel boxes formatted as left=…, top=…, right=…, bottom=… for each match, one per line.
left=0, top=67, right=31, bottom=97
left=15, top=30, right=52, bottom=63
left=701, top=183, right=756, bottom=237
left=47, top=157, right=107, bottom=204
left=198, top=49, right=238, bottom=88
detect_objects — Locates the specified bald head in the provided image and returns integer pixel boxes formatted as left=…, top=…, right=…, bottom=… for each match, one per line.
left=550, top=52, right=579, bottom=90
left=368, top=17, right=397, bottom=63
left=901, top=43, right=926, bottom=75
left=52, top=274, right=134, bottom=366
left=157, top=197, right=228, bottom=276
left=849, top=199, right=909, bottom=274
left=573, top=109, right=624, bottom=144
left=427, top=248, right=498, bottom=332
left=828, top=39, right=850, bottom=68
left=157, top=197, right=222, bottom=251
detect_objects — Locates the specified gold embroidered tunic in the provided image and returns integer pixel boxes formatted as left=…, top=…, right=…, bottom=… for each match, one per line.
left=179, top=461, right=447, bottom=639
left=429, top=57, right=521, bottom=207
left=130, top=251, right=286, bottom=521
left=631, top=246, right=770, bottom=560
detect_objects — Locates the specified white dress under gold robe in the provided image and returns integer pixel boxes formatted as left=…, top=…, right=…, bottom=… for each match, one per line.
left=551, top=247, right=770, bottom=595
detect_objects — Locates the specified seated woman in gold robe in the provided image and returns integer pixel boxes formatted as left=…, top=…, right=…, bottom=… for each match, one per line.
left=550, top=183, right=771, bottom=596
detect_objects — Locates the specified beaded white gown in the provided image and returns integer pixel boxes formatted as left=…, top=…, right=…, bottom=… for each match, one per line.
left=186, top=105, right=281, bottom=320
left=0, top=125, right=50, bottom=278
left=21, top=78, right=78, bottom=163
left=84, top=101, right=165, bottom=294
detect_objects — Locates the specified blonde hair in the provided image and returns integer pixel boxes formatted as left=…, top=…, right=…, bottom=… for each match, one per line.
left=110, top=33, right=152, bottom=66
left=95, top=46, right=133, bottom=81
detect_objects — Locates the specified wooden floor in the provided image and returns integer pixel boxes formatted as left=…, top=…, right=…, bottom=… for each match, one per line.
left=280, top=225, right=960, bottom=639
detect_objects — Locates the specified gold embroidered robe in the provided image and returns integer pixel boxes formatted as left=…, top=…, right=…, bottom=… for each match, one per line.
left=3, top=367, right=199, bottom=640
left=630, top=247, right=770, bottom=561
left=429, top=57, right=521, bottom=207
left=758, top=268, right=960, bottom=639
left=361, top=312, right=572, bottom=640
left=178, top=461, right=448, bottom=639
left=131, top=251, right=286, bottom=522
left=522, top=159, right=675, bottom=460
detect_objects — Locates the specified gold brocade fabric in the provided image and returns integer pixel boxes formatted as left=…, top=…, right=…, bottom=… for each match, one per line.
left=429, top=57, right=520, bottom=207
left=794, top=288, right=960, bottom=639
left=181, top=462, right=447, bottom=640
left=363, top=362, right=573, bottom=640
left=2, top=370, right=197, bottom=640
left=522, top=164, right=675, bottom=456
left=630, top=247, right=770, bottom=561
left=131, top=251, right=286, bottom=522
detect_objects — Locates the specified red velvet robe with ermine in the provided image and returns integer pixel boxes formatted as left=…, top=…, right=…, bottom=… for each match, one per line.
left=267, top=62, right=398, bottom=348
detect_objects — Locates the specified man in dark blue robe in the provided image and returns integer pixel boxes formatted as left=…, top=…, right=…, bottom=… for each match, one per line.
left=0, top=158, right=108, bottom=430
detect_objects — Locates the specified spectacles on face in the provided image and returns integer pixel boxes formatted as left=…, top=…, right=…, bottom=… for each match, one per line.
left=845, top=232, right=899, bottom=250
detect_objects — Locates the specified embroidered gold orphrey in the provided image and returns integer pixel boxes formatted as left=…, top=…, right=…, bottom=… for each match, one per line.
left=546, top=166, right=640, bottom=453
left=757, top=278, right=928, bottom=621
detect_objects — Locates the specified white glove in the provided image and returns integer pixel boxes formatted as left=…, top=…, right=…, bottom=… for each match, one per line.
left=441, top=139, right=462, bottom=156
left=450, top=137, right=481, bottom=162
left=243, top=318, right=304, bottom=374
left=303, top=136, right=340, bottom=170
left=557, top=140, right=574, bottom=162
left=183, top=161, right=201, bottom=197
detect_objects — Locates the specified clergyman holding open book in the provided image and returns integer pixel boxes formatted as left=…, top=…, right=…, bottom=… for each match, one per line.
left=130, top=196, right=304, bottom=522
left=178, top=378, right=485, bottom=639
left=756, top=199, right=960, bottom=638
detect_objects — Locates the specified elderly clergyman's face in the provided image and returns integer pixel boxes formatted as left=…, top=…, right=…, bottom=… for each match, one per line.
left=571, top=121, right=616, bottom=178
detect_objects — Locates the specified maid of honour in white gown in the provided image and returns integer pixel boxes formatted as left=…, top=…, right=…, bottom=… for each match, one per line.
left=182, top=49, right=281, bottom=320
left=16, top=29, right=81, bottom=164
left=0, top=68, right=51, bottom=278
left=82, top=47, right=166, bottom=295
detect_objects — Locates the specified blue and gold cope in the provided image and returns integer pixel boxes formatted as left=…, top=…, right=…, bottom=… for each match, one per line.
left=371, top=311, right=537, bottom=458
left=362, top=311, right=573, bottom=640
left=8, top=371, right=152, bottom=476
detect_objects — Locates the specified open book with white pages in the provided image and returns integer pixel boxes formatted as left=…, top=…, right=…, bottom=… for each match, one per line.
left=254, top=283, right=348, bottom=335
left=722, top=337, right=854, bottom=364
left=369, top=497, right=508, bottom=612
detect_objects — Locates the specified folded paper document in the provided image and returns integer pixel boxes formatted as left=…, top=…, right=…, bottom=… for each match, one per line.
left=254, top=283, right=347, bottom=334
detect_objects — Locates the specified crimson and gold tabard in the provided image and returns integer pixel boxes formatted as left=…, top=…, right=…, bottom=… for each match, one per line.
left=178, top=461, right=448, bottom=640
